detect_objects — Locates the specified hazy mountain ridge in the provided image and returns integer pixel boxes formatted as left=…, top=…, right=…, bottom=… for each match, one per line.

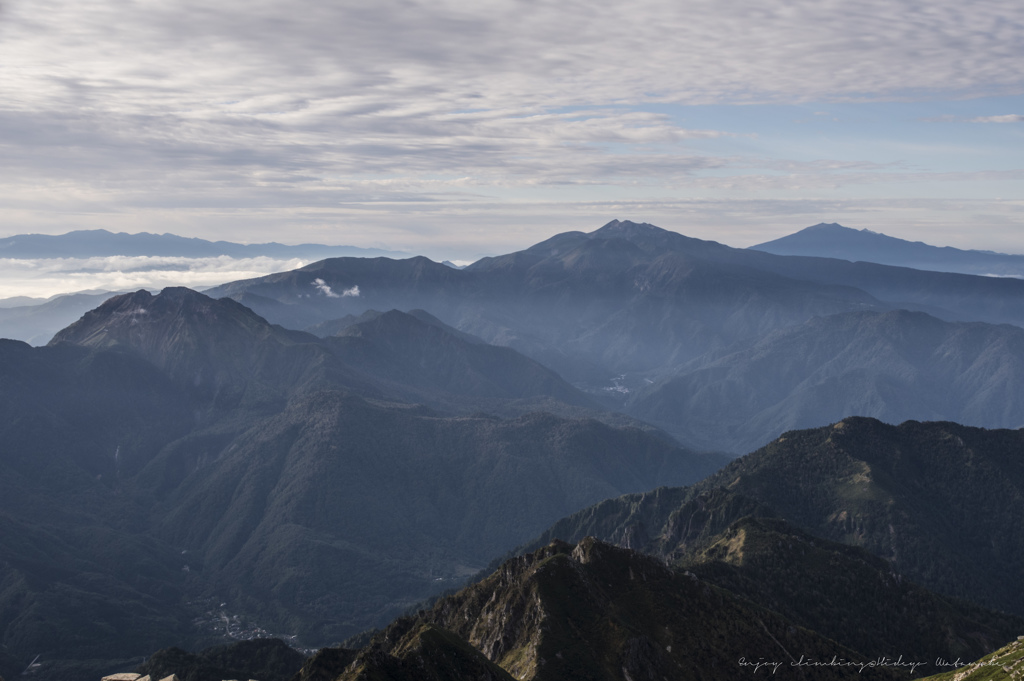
left=626, top=308, right=1024, bottom=452
left=752, top=223, right=1024, bottom=277
left=0, top=229, right=403, bottom=260
left=202, top=219, right=1024, bottom=451
left=1, top=286, right=723, bottom=677
left=6, top=223, right=1024, bottom=677
left=0, top=291, right=123, bottom=345
left=144, top=389, right=717, bottom=642
left=205, top=221, right=889, bottom=382
left=326, top=309, right=596, bottom=409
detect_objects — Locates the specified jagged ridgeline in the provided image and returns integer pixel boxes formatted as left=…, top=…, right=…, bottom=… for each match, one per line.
left=524, top=418, right=1024, bottom=663
left=0, top=287, right=722, bottom=679
left=296, top=538, right=904, bottom=681
left=103, top=529, right=1024, bottom=681
left=680, top=516, right=1023, bottom=667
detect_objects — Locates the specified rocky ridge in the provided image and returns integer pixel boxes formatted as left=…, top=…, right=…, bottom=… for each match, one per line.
left=296, top=538, right=903, bottom=681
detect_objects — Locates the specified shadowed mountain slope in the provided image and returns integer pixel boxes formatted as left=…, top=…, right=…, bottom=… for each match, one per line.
left=49, top=289, right=599, bottom=417
left=681, top=516, right=1023, bottom=667
left=0, top=339, right=202, bottom=676
left=0, top=291, right=122, bottom=345
left=528, top=418, right=1024, bottom=621
left=134, top=638, right=305, bottom=681
left=49, top=287, right=362, bottom=411
left=2, top=287, right=723, bottom=677
left=297, top=538, right=902, bottom=681
left=327, top=309, right=597, bottom=409
left=626, top=309, right=1024, bottom=452
left=146, top=390, right=718, bottom=642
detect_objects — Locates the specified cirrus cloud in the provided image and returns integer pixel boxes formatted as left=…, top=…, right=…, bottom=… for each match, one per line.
left=970, top=114, right=1024, bottom=123
left=0, top=0, right=1023, bottom=258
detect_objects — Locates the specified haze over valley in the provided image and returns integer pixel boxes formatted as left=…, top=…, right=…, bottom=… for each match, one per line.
left=2, top=220, right=1024, bottom=680
left=4, top=0, right=1024, bottom=677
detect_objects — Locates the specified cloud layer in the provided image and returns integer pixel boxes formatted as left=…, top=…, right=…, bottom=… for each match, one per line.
left=971, top=114, right=1024, bottom=123
left=2, top=0, right=1023, bottom=259
left=0, top=256, right=309, bottom=299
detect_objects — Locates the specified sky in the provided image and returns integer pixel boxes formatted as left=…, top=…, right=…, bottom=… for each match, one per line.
left=1, top=0, right=1023, bottom=269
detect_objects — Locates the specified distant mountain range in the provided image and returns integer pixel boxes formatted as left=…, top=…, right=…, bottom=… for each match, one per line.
left=7, top=220, right=1024, bottom=679
left=203, top=219, right=1024, bottom=452
left=0, top=290, right=123, bottom=345
left=625, top=308, right=1024, bottom=452
left=0, top=228, right=404, bottom=260
left=751, top=222, right=1024, bottom=277
left=0, top=229, right=407, bottom=344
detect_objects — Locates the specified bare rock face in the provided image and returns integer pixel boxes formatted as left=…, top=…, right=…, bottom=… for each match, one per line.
left=302, top=538, right=900, bottom=681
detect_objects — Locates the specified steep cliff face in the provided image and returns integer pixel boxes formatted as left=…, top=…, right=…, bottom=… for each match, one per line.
left=304, top=538, right=901, bottom=681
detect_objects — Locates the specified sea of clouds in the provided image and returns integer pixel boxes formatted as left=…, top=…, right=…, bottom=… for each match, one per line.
left=0, top=255, right=309, bottom=300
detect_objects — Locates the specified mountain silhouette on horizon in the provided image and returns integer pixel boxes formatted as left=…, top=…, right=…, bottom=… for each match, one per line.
left=751, top=222, right=1024, bottom=277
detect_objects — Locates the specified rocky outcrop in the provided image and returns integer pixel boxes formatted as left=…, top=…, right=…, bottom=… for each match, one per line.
left=301, top=538, right=901, bottom=681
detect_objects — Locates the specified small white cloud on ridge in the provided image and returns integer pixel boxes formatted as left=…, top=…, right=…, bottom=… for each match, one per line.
left=312, top=278, right=360, bottom=298
left=312, top=278, right=339, bottom=298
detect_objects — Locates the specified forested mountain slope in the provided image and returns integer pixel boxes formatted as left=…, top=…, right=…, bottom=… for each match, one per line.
left=530, top=418, right=1024, bottom=619
left=1, top=287, right=722, bottom=678
left=296, top=538, right=903, bottom=681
